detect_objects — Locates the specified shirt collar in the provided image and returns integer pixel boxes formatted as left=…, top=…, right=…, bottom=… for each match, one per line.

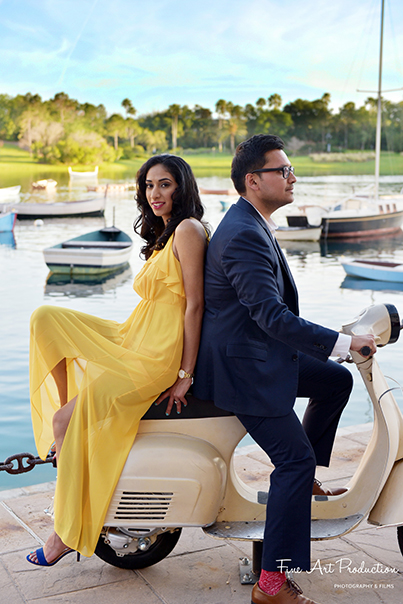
left=241, top=197, right=278, bottom=234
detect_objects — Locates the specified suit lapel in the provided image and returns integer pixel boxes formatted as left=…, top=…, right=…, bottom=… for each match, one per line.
left=236, top=198, right=297, bottom=289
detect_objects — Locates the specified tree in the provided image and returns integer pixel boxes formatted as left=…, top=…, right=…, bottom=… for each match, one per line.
left=121, top=98, right=136, bottom=117
left=167, top=104, right=181, bottom=149
left=105, top=113, right=126, bottom=151
left=215, top=99, right=229, bottom=151
left=48, top=92, right=77, bottom=124
left=268, top=94, right=282, bottom=109
left=226, top=103, right=247, bottom=153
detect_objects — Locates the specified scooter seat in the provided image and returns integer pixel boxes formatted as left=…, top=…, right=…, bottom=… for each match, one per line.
left=141, top=393, right=234, bottom=420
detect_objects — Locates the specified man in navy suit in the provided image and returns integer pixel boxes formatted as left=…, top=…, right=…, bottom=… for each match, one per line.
left=193, top=134, right=376, bottom=604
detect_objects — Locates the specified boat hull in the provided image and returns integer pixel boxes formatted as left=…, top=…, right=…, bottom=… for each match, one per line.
left=322, top=210, right=403, bottom=238
left=0, top=197, right=105, bottom=219
left=276, top=226, right=321, bottom=242
left=43, top=228, right=133, bottom=275
left=0, top=212, right=17, bottom=232
left=341, top=260, right=403, bottom=282
left=0, top=186, right=21, bottom=200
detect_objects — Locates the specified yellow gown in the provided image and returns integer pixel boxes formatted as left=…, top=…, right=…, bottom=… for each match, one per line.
left=29, top=234, right=185, bottom=557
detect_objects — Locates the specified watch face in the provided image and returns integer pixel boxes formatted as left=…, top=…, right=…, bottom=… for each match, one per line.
left=179, top=369, right=185, bottom=379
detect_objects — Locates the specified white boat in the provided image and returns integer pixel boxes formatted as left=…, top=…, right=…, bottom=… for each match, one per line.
left=199, top=186, right=237, bottom=196
left=43, top=226, right=133, bottom=275
left=341, top=258, right=403, bottom=283
left=86, top=183, right=132, bottom=194
left=0, top=185, right=21, bottom=200
left=0, top=196, right=105, bottom=219
left=286, top=0, right=403, bottom=240
left=68, top=166, right=99, bottom=179
left=275, top=225, right=322, bottom=242
left=32, top=179, right=57, bottom=190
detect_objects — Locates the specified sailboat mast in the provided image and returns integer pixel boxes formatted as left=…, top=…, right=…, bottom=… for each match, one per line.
left=374, top=0, right=385, bottom=201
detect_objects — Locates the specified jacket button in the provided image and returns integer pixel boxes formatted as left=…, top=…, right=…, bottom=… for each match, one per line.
left=292, top=354, right=298, bottom=361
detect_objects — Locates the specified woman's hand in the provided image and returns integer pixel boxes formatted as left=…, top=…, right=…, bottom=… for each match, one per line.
left=154, top=377, right=192, bottom=415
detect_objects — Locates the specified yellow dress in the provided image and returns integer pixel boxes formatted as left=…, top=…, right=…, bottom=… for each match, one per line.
left=29, top=234, right=185, bottom=557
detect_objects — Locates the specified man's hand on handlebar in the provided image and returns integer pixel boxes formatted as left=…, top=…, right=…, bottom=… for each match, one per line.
left=350, top=334, right=377, bottom=357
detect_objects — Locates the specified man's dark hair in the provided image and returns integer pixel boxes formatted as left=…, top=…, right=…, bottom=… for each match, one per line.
left=231, top=134, right=285, bottom=194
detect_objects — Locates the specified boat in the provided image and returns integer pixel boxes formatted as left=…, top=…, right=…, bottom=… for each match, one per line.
left=0, top=197, right=105, bottom=219
left=0, top=185, right=21, bottom=200
left=220, top=200, right=232, bottom=212
left=43, top=226, right=133, bottom=275
left=45, top=265, right=132, bottom=296
left=199, top=186, right=237, bottom=196
left=286, top=0, right=403, bottom=239
left=340, top=258, right=403, bottom=282
left=68, top=166, right=98, bottom=179
left=275, top=225, right=322, bottom=242
left=86, top=183, right=132, bottom=194
left=341, top=275, right=403, bottom=292
left=0, top=211, right=17, bottom=232
left=31, top=179, right=57, bottom=190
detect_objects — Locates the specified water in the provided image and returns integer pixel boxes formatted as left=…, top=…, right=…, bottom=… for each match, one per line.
left=2, top=173, right=403, bottom=491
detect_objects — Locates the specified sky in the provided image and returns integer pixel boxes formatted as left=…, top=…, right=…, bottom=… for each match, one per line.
left=1, top=0, right=403, bottom=118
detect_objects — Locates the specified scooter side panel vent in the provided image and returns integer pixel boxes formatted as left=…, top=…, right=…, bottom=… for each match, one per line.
left=114, top=492, right=173, bottom=521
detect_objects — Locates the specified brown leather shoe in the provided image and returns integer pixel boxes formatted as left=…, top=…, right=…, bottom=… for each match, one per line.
left=312, top=478, right=347, bottom=497
left=251, top=579, right=321, bottom=604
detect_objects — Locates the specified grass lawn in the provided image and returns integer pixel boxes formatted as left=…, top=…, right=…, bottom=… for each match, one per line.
left=1, top=143, right=403, bottom=184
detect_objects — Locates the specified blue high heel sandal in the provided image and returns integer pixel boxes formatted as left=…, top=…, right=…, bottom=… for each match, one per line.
left=26, top=547, right=80, bottom=566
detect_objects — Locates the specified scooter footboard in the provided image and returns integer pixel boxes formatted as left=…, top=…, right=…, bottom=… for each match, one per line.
left=368, top=458, right=403, bottom=526
left=103, top=433, right=227, bottom=528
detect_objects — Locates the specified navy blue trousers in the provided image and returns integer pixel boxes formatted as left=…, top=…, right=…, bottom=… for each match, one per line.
left=236, top=354, right=353, bottom=572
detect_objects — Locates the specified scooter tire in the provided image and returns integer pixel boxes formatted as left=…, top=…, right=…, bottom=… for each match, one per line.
left=94, top=528, right=182, bottom=569
left=397, top=526, right=403, bottom=557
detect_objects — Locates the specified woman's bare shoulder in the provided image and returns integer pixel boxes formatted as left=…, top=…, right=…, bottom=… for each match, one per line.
left=175, top=218, right=206, bottom=241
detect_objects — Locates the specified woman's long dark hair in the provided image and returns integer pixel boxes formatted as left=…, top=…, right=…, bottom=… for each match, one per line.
left=134, top=154, right=209, bottom=259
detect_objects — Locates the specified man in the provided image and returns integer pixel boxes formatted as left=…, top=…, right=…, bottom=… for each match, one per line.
left=193, top=134, right=376, bottom=604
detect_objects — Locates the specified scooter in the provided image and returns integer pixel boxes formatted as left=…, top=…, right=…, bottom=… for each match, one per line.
left=94, top=302, right=403, bottom=582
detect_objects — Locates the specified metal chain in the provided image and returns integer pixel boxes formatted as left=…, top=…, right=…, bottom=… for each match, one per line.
left=0, top=452, right=55, bottom=475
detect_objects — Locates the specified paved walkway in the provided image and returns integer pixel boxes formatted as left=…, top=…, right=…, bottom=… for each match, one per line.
left=1, top=424, right=402, bottom=604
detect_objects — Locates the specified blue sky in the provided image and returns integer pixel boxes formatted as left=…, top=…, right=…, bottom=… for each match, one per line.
left=1, top=0, right=403, bottom=117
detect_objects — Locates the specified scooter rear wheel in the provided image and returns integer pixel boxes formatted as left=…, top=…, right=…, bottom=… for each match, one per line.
left=94, top=528, right=182, bottom=569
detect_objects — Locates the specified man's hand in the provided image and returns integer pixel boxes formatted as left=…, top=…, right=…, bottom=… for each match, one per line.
left=350, top=334, right=377, bottom=357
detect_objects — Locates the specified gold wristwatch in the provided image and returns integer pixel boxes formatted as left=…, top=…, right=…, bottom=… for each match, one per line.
left=178, top=369, right=194, bottom=380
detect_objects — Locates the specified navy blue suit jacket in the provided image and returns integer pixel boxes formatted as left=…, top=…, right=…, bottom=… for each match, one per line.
left=193, top=197, right=338, bottom=417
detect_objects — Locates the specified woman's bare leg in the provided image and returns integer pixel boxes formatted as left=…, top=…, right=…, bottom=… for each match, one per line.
left=53, top=396, right=77, bottom=463
left=51, top=358, right=68, bottom=407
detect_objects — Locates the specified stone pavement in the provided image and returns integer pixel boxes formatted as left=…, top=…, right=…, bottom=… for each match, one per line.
left=1, top=423, right=402, bottom=604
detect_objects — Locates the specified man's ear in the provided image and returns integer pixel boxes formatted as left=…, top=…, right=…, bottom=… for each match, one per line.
left=245, top=172, right=259, bottom=191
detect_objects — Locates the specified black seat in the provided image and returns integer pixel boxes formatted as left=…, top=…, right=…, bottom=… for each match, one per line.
left=141, top=393, right=233, bottom=420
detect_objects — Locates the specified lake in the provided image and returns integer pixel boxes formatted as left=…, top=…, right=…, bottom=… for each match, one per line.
left=2, top=171, right=403, bottom=491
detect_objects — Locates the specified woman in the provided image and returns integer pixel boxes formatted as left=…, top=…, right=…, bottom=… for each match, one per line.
left=27, top=154, right=208, bottom=566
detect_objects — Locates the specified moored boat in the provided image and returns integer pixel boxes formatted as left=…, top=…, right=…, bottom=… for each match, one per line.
left=0, top=196, right=105, bottom=219
left=0, top=185, right=21, bottom=200
left=0, top=211, right=17, bottom=232
left=286, top=0, right=403, bottom=240
left=275, top=225, right=322, bottom=242
left=68, top=166, right=98, bottom=179
left=199, top=186, right=237, bottom=196
left=43, top=226, right=133, bottom=275
left=340, top=258, right=403, bottom=283
left=31, top=179, right=57, bottom=190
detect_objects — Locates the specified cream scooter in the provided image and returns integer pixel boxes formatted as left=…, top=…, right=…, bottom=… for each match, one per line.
left=95, top=303, right=403, bottom=581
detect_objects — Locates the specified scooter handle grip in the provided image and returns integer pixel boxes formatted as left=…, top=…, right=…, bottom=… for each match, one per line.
left=360, top=346, right=371, bottom=357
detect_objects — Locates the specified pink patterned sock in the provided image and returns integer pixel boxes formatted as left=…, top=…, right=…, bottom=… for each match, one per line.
left=259, top=569, right=287, bottom=595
